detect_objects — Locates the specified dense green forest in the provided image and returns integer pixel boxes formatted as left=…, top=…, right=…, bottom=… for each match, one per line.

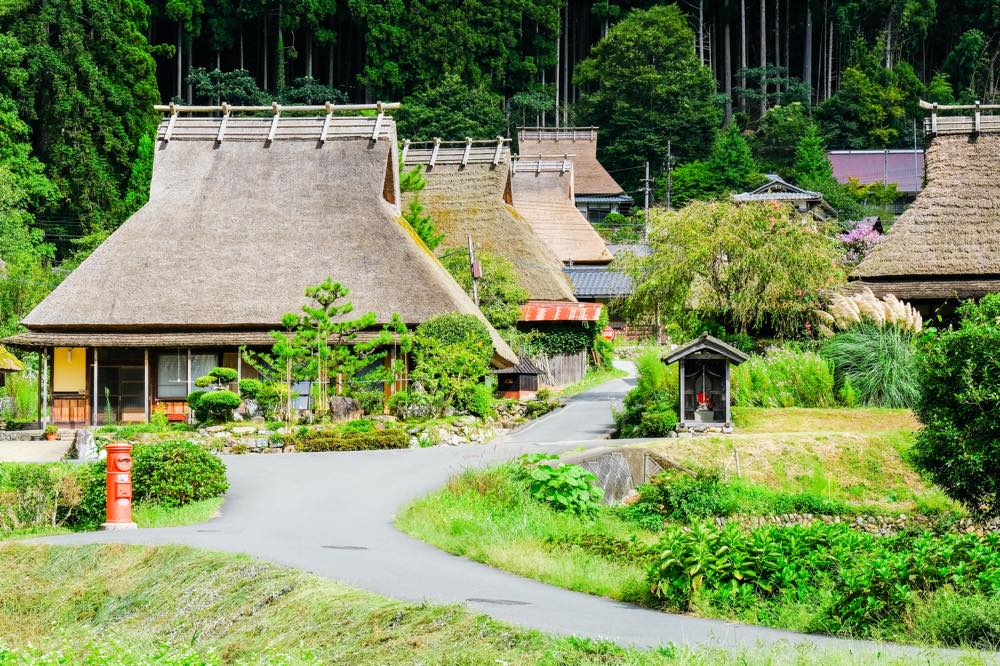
left=0, top=0, right=998, bottom=335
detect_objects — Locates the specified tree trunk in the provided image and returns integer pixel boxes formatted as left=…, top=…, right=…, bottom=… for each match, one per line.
left=759, top=0, right=766, bottom=117
left=563, top=2, right=569, bottom=126
left=740, top=0, right=747, bottom=112
left=699, top=0, right=705, bottom=65
left=724, top=9, right=733, bottom=124
left=306, top=28, right=313, bottom=78
left=276, top=5, right=285, bottom=91
left=885, top=13, right=893, bottom=70
left=773, top=0, right=779, bottom=93
left=186, top=33, right=193, bottom=103
left=827, top=17, right=833, bottom=98
left=263, top=12, right=269, bottom=91
left=784, top=0, right=789, bottom=86
left=176, top=23, right=183, bottom=100
left=804, top=0, right=812, bottom=100
left=240, top=25, right=244, bottom=70
left=554, top=5, right=560, bottom=128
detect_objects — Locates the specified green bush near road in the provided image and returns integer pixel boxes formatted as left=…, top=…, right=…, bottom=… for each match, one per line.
left=296, top=429, right=408, bottom=452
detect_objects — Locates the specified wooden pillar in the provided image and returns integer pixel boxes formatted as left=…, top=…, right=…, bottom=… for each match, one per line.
left=186, top=349, right=192, bottom=422
left=40, top=347, right=49, bottom=428
left=677, top=359, right=685, bottom=425
left=724, top=361, right=731, bottom=426
left=92, top=348, right=99, bottom=427
left=144, top=349, right=150, bottom=423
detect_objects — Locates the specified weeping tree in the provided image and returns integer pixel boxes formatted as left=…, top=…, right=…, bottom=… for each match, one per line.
left=617, top=200, right=845, bottom=338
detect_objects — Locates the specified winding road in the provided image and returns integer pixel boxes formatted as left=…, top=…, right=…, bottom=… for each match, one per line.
left=40, top=362, right=958, bottom=659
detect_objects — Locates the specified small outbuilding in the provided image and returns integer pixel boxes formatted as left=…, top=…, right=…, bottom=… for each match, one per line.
left=495, top=357, right=542, bottom=401
left=663, top=333, right=749, bottom=431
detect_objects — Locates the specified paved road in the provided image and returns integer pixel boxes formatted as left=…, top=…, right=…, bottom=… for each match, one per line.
left=0, top=440, right=70, bottom=463
left=38, top=366, right=960, bottom=659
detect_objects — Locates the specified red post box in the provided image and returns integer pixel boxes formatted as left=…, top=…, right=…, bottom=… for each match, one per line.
left=101, top=442, right=138, bottom=530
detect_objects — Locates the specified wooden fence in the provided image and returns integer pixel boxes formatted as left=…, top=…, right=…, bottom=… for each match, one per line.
left=531, top=351, right=588, bottom=387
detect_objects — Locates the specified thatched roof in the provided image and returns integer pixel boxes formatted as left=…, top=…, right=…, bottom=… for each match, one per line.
left=0, top=346, right=24, bottom=373
left=401, top=144, right=575, bottom=302
left=510, top=159, right=613, bottom=265
left=19, top=114, right=517, bottom=367
left=517, top=127, right=627, bottom=197
left=852, top=133, right=1000, bottom=300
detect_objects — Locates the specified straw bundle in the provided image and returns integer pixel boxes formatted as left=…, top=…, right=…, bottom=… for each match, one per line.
left=816, top=287, right=923, bottom=336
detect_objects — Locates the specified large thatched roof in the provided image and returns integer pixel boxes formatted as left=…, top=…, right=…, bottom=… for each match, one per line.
left=517, top=127, right=627, bottom=197
left=510, top=158, right=613, bottom=265
left=401, top=143, right=575, bottom=302
left=852, top=132, right=1000, bottom=300
left=18, top=114, right=517, bottom=367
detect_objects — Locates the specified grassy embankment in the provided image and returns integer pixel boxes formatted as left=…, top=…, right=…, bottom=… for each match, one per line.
left=0, top=543, right=979, bottom=665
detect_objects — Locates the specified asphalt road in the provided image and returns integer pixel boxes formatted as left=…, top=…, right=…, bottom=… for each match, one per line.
left=37, top=364, right=964, bottom=659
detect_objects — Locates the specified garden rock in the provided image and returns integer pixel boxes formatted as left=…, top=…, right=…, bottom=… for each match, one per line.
left=328, top=397, right=363, bottom=421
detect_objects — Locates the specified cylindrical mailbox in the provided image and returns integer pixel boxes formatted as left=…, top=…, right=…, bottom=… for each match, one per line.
left=101, top=442, right=138, bottom=530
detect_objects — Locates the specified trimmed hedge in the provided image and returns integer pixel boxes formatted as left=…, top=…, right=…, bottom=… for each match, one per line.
left=132, top=441, right=229, bottom=507
left=297, top=429, right=408, bottom=452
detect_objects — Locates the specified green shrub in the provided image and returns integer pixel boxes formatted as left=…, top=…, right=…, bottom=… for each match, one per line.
left=194, top=390, right=241, bottom=423
left=838, top=376, right=858, bottom=408
left=457, top=383, right=495, bottom=418
left=625, top=469, right=851, bottom=525
left=821, top=323, right=919, bottom=408
left=615, top=348, right=679, bottom=437
left=409, top=313, right=494, bottom=417
left=514, top=454, right=603, bottom=515
left=186, top=390, right=208, bottom=418
left=912, top=295, right=1000, bottom=516
left=731, top=347, right=835, bottom=408
left=341, top=419, right=375, bottom=434
left=238, top=379, right=283, bottom=419
left=416, top=312, right=493, bottom=361
left=296, top=429, right=408, bottom=452
left=0, top=461, right=105, bottom=532
left=132, top=441, right=229, bottom=508
left=647, top=520, right=1000, bottom=638
left=907, top=590, right=1000, bottom=649
left=351, top=387, right=386, bottom=415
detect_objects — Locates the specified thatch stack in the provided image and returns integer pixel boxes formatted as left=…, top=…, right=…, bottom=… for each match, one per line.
left=852, top=133, right=1000, bottom=300
left=0, top=346, right=24, bottom=373
left=510, top=159, right=613, bottom=264
left=401, top=144, right=575, bottom=302
left=14, top=113, right=517, bottom=367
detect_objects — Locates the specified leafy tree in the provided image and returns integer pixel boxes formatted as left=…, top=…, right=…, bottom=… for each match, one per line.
left=942, top=29, right=988, bottom=100
left=187, top=67, right=269, bottom=105
left=0, top=0, right=159, bottom=239
left=733, top=66, right=811, bottom=111
left=925, top=72, right=956, bottom=105
left=751, top=103, right=814, bottom=174
left=617, top=201, right=845, bottom=337
left=667, top=126, right=763, bottom=207
left=395, top=75, right=506, bottom=141
left=398, top=164, right=442, bottom=250
left=280, top=76, right=348, bottom=105
left=575, top=5, right=720, bottom=190
left=912, top=295, right=1000, bottom=516
left=122, top=133, right=155, bottom=218
left=816, top=66, right=904, bottom=148
left=441, top=249, right=528, bottom=331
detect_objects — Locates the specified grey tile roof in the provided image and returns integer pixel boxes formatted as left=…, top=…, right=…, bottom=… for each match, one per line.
left=563, top=267, right=634, bottom=298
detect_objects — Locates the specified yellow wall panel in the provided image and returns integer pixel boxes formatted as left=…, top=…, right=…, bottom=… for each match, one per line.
left=53, top=347, right=87, bottom=393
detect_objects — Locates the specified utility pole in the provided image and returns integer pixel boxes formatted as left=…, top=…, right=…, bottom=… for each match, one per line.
left=642, top=161, right=652, bottom=241
left=467, top=234, right=480, bottom=306
left=664, top=141, right=676, bottom=210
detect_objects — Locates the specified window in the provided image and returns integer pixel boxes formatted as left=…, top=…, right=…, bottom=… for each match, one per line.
left=587, top=205, right=612, bottom=224
left=157, top=351, right=218, bottom=399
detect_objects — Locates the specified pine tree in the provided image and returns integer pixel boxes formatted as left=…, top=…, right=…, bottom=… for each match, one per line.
left=792, top=124, right=833, bottom=184
left=403, top=198, right=443, bottom=251
left=707, top=125, right=763, bottom=193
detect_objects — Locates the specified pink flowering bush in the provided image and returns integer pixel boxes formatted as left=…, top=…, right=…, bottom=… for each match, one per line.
left=839, top=224, right=882, bottom=264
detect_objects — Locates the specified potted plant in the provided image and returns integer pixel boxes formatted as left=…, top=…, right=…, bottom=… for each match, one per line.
left=44, top=424, right=59, bottom=441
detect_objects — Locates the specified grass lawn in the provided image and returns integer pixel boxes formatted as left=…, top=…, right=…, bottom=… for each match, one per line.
left=556, top=365, right=629, bottom=398
left=0, top=542, right=979, bottom=665
left=644, top=407, right=953, bottom=513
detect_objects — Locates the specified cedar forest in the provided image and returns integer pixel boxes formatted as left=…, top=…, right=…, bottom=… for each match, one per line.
left=1, top=0, right=999, bottom=337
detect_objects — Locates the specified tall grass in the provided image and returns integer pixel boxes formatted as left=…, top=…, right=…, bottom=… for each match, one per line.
left=2, top=373, right=37, bottom=421
left=731, top=347, right=836, bottom=408
left=821, top=323, right=919, bottom=409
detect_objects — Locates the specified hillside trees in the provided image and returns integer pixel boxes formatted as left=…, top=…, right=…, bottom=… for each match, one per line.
left=575, top=5, right=720, bottom=190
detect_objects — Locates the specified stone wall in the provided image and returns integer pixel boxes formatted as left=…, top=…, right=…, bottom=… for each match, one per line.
left=714, top=512, right=1000, bottom=536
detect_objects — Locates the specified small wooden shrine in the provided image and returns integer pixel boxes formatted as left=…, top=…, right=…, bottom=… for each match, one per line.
left=663, top=333, right=749, bottom=431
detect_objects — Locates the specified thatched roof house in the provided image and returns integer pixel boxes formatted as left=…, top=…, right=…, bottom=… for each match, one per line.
left=400, top=140, right=575, bottom=302
left=852, top=114, right=1000, bottom=302
left=516, top=127, right=632, bottom=224
left=510, top=156, right=613, bottom=265
left=8, top=104, right=516, bottom=426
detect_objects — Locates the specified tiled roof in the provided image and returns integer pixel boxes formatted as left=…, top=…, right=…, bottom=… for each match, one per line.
left=563, top=267, right=634, bottom=298
left=520, top=300, right=604, bottom=322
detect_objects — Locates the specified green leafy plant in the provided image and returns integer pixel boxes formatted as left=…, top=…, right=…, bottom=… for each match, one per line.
left=514, top=454, right=603, bottom=515
left=441, top=250, right=528, bottom=331
left=912, top=294, right=1000, bottom=516
left=615, top=348, right=678, bottom=438
left=193, top=391, right=241, bottom=423
left=296, top=429, right=408, bottom=452
left=731, top=347, right=836, bottom=408
left=131, top=441, right=229, bottom=508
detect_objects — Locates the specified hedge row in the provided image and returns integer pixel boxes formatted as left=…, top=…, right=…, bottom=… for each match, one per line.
left=297, top=429, right=408, bottom=452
